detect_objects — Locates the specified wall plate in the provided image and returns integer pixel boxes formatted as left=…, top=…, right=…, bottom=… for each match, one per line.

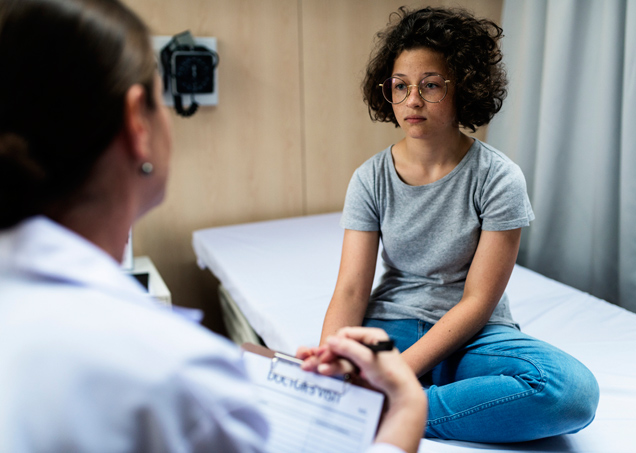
left=152, top=35, right=218, bottom=107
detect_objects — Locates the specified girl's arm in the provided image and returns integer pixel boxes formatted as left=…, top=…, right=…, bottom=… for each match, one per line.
left=320, top=229, right=380, bottom=345
left=401, top=228, right=522, bottom=377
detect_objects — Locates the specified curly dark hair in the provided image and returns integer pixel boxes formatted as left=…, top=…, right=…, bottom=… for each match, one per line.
left=362, top=6, right=507, bottom=132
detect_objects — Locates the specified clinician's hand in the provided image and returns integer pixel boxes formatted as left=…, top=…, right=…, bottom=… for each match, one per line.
left=300, top=327, right=427, bottom=453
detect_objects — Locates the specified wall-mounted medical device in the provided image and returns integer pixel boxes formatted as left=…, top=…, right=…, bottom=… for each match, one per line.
left=153, top=31, right=219, bottom=117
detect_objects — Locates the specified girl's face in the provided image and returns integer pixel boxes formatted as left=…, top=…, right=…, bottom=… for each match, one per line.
left=390, top=47, right=457, bottom=140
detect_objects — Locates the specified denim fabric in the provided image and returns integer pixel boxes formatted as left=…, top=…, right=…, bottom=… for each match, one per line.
left=363, top=318, right=600, bottom=443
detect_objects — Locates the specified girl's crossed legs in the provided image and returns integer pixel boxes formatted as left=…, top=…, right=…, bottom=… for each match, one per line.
left=363, top=318, right=599, bottom=443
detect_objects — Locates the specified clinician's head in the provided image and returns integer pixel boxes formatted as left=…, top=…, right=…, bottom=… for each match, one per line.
left=0, top=0, right=163, bottom=229
left=362, top=6, right=508, bottom=132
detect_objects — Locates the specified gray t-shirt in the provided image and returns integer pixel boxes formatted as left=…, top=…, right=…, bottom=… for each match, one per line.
left=340, top=139, right=534, bottom=328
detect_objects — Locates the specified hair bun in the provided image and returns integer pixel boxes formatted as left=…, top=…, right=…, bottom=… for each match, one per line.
left=0, top=132, right=28, bottom=155
left=0, top=132, right=47, bottom=228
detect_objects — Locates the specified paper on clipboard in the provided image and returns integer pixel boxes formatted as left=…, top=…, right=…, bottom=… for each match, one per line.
left=241, top=343, right=385, bottom=453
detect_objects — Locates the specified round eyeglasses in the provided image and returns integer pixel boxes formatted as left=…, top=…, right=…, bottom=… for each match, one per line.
left=379, top=75, right=450, bottom=104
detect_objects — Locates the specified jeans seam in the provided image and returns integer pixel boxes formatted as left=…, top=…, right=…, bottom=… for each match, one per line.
left=427, top=350, right=548, bottom=426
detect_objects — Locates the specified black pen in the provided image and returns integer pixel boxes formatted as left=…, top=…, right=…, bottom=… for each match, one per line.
left=362, top=339, right=394, bottom=352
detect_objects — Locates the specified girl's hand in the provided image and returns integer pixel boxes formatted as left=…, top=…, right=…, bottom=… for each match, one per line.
left=296, top=344, right=341, bottom=373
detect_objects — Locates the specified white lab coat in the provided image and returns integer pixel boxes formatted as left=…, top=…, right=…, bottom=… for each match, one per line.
left=0, top=217, right=406, bottom=453
left=0, top=217, right=269, bottom=452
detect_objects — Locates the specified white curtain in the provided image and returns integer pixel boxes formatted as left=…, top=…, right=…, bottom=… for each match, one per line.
left=489, top=0, right=636, bottom=312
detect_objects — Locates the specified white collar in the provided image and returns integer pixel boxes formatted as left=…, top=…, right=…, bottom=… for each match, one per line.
left=0, top=216, right=154, bottom=307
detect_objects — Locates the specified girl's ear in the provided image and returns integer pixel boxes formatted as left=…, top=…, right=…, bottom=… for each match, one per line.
left=121, top=84, right=151, bottom=162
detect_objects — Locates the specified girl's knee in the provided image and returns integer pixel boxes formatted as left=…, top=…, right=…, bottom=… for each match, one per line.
left=564, top=366, right=599, bottom=431
left=543, top=359, right=600, bottom=435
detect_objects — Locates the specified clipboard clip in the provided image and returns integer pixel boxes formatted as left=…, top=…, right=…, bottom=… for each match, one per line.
left=273, top=351, right=305, bottom=367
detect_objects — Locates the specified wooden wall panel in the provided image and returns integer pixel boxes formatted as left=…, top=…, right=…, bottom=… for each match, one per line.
left=300, top=0, right=406, bottom=214
left=123, top=0, right=304, bottom=330
left=121, top=0, right=503, bottom=335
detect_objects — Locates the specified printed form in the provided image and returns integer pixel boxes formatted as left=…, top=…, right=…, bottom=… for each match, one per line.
left=242, top=350, right=385, bottom=453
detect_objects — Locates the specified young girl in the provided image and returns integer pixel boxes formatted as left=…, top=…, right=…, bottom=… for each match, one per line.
left=309, top=6, right=599, bottom=443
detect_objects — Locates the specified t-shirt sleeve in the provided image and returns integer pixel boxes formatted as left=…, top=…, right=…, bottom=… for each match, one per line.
left=340, top=167, right=381, bottom=231
left=479, top=160, right=535, bottom=231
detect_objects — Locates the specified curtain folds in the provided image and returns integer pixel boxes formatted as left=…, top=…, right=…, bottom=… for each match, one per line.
left=489, top=0, right=636, bottom=312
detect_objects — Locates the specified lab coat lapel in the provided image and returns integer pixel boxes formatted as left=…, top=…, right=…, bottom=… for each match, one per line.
left=0, top=216, right=155, bottom=308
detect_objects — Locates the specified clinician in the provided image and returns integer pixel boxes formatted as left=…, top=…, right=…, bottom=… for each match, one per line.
left=0, top=0, right=426, bottom=452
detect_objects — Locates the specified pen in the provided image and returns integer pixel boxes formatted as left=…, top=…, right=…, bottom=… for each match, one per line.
left=340, top=339, right=395, bottom=380
left=362, top=339, right=394, bottom=352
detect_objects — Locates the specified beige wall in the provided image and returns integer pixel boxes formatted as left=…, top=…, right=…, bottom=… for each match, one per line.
left=125, top=0, right=503, bottom=334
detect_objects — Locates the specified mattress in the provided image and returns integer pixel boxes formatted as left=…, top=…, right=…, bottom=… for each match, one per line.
left=193, top=212, right=636, bottom=453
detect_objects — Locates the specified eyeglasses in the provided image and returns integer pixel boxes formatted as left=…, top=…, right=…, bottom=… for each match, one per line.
left=379, top=75, right=450, bottom=104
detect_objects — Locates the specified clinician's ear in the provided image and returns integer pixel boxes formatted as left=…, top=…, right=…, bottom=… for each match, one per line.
left=121, top=84, right=151, bottom=162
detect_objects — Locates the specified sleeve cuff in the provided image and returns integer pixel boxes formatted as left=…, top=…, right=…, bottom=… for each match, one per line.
left=366, top=442, right=407, bottom=453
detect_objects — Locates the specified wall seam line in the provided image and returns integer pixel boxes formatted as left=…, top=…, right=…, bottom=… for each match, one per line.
left=297, top=0, right=308, bottom=215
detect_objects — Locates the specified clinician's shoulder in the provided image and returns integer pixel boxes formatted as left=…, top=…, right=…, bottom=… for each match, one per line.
left=0, top=275, right=244, bottom=379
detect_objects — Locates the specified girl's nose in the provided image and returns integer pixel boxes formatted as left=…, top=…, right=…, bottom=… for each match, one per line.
left=405, top=85, right=423, bottom=108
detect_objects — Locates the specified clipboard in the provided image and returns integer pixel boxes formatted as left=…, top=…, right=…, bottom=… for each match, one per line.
left=241, top=343, right=385, bottom=453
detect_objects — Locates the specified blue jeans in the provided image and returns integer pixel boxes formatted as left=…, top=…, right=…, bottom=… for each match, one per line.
left=363, top=318, right=600, bottom=443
